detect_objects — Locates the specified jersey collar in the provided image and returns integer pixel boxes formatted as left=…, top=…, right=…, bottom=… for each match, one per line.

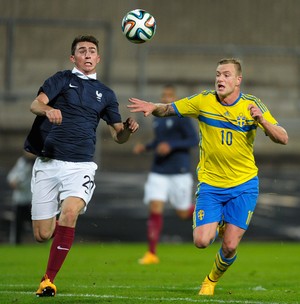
left=216, top=92, right=242, bottom=106
left=72, top=67, right=97, bottom=80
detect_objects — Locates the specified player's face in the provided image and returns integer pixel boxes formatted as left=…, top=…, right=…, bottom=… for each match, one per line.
left=161, top=87, right=177, bottom=104
left=215, top=64, right=242, bottom=100
left=70, top=41, right=100, bottom=75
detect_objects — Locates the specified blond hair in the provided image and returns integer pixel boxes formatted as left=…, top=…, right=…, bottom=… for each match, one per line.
left=218, top=58, right=242, bottom=76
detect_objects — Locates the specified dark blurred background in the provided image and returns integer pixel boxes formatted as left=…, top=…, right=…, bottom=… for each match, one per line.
left=0, top=0, right=299, bottom=243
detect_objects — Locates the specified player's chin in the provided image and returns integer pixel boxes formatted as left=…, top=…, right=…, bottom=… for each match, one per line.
left=82, top=65, right=96, bottom=73
left=216, top=90, right=227, bottom=98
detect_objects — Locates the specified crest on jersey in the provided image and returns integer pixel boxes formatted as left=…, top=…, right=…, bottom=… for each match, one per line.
left=96, top=91, right=102, bottom=102
left=236, top=113, right=246, bottom=127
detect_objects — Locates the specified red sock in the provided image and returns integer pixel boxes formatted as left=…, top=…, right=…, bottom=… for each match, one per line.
left=188, top=205, right=195, bottom=218
left=147, top=213, right=163, bottom=254
left=45, top=225, right=75, bottom=282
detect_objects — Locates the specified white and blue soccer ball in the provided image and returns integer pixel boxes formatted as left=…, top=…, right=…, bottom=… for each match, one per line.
left=121, top=9, right=156, bottom=44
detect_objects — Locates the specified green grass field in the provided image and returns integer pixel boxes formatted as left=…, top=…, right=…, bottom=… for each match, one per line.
left=0, top=242, right=299, bottom=304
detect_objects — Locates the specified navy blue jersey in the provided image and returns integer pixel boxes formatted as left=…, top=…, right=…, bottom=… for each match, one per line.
left=146, top=116, right=198, bottom=174
left=24, top=70, right=122, bottom=162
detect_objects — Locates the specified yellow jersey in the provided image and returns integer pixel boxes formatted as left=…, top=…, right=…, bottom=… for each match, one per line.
left=172, top=90, right=278, bottom=188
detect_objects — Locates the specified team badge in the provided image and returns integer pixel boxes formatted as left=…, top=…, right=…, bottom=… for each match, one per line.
left=198, top=210, right=205, bottom=221
left=237, top=113, right=246, bottom=127
left=96, top=91, right=103, bottom=102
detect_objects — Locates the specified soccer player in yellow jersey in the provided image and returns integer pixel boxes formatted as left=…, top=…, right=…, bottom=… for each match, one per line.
left=128, top=58, right=288, bottom=296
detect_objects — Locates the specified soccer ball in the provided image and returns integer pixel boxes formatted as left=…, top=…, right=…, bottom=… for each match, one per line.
left=121, top=9, right=156, bottom=44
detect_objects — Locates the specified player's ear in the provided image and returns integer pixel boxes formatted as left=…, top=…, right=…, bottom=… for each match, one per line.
left=96, top=54, right=101, bottom=64
left=237, top=75, right=242, bottom=86
left=70, top=55, right=75, bottom=63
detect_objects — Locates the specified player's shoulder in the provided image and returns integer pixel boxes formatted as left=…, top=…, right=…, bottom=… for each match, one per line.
left=50, top=70, right=73, bottom=79
left=46, top=70, right=73, bottom=86
left=240, top=93, right=268, bottom=112
left=90, top=79, right=116, bottom=96
left=40, top=70, right=73, bottom=96
left=96, top=80, right=114, bottom=93
left=184, top=89, right=216, bottom=101
left=240, top=93, right=261, bottom=103
left=200, top=89, right=216, bottom=97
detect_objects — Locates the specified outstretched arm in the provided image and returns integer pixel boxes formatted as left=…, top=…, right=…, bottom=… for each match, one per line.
left=128, top=98, right=176, bottom=117
left=248, top=104, right=288, bottom=145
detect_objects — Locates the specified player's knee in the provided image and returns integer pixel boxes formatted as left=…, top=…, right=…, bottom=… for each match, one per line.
left=60, top=208, right=79, bottom=227
left=222, top=242, right=238, bottom=257
left=193, top=235, right=211, bottom=249
left=193, top=228, right=214, bottom=248
left=34, top=229, right=52, bottom=242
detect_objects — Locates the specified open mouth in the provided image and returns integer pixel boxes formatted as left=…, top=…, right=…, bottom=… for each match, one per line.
left=217, top=84, right=225, bottom=90
left=85, top=62, right=93, bottom=66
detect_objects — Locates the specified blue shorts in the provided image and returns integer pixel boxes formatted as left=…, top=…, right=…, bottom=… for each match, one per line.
left=193, top=177, right=259, bottom=230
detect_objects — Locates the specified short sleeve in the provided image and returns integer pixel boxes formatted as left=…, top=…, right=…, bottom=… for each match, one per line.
left=38, top=71, right=69, bottom=100
left=100, top=91, right=122, bottom=124
left=172, top=94, right=201, bottom=118
left=254, top=99, right=279, bottom=130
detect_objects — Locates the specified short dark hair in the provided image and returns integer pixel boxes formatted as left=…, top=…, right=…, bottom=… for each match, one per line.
left=71, top=35, right=99, bottom=55
left=218, top=58, right=242, bottom=75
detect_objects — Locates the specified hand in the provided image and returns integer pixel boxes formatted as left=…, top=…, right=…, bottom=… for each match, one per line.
left=46, top=109, right=62, bottom=125
left=133, top=143, right=146, bottom=154
left=127, top=98, right=156, bottom=117
left=156, top=142, right=171, bottom=156
left=124, top=117, right=139, bottom=133
left=248, top=104, right=265, bottom=124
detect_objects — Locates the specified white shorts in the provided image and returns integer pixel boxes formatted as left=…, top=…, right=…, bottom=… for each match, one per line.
left=31, top=157, right=97, bottom=220
left=143, top=172, right=194, bottom=210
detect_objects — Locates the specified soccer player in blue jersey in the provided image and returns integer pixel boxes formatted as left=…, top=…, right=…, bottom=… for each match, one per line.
left=128, top=58, right=288, bottom=295
left=24, top=35, right=139, bottom=297
left=133, top=85, right=198, bottom=264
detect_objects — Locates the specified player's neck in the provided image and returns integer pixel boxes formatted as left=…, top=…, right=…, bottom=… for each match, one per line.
left=73, top=67, right=97, bottom=80
left=218, top=91, right=240, bottom=105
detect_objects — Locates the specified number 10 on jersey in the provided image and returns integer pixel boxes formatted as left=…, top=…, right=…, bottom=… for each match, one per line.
left=221, top=130, right=233, bottom=146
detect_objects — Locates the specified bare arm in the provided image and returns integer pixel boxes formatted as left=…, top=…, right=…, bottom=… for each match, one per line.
left=109, top=117, right=139, bottom=144
left=260, top=121, right=288, bottom=145
left=30, top=92, right=62, bottom=125
left=128, top=98, right=176, bottom=117
left=248, top=104, right=288, bottom=145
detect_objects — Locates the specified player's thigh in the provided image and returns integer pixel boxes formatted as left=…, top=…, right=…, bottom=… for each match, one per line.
left=59, top=162, right=97, bottom=214
left=222, top=223, right=246, bottom=254
left=193, top=222, right=219, bottom=248
left=31, top=159, right=61, bottom=221
left=193, top=183, right=223, bottom=229
left=143, top=173, right=169, bottom=205
left=223, top=191, right=258, bottom=230
left=168, top=173, right=194, bottom=210
left=59, top=196, right=86, bottom=227
left=193, top=183, right=224, bottom=247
